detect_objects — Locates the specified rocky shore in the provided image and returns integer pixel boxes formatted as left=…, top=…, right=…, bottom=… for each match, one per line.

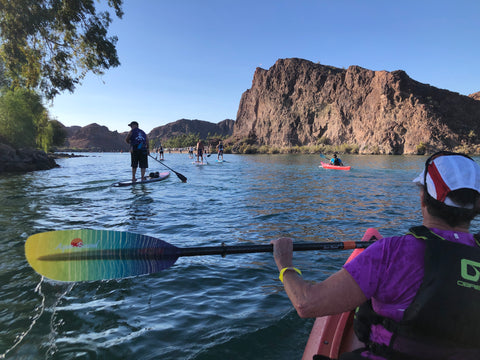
left=0, top=143, right=59, bottom=173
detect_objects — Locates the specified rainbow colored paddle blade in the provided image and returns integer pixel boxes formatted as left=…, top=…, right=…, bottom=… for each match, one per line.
left=25, top=229, right=180, bottom=282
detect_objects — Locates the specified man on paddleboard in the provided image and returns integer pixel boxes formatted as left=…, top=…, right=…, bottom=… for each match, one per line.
left=272, top=151, right=480, bottom=359
left=125, top=121, right=149, bottom=183
left=217, top=140, right=224, bottom=161
left=196, top=140, right=204, bottom=164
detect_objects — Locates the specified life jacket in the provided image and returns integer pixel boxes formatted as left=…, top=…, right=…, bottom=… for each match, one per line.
left=130, top=128, right=147, bottom=150
left=333, top=158, right=341, bottom=165
left=353, top=226, right=480, bottom=359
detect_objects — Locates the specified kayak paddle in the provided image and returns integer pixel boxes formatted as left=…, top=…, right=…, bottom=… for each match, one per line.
left=25, top=229, right=375, bottom=282
left=149, top=154, right=187, bottom=183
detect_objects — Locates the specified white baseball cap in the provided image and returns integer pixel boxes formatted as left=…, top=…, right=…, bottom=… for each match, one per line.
left=413, top=153, right=480, bottom=208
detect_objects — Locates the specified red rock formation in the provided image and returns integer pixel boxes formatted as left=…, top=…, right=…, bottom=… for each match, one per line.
left=234, top=58, right=480, bottom=154
left=65, top=123, right=129, bottom=151
left=470, top=91, right=480, bottom=101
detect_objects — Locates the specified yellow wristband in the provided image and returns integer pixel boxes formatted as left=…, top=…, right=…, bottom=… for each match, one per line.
left=279, top=267, right=302, bottom=283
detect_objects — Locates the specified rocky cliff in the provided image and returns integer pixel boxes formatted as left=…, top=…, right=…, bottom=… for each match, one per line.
left=65, top=123, right=129, bottom=151
left=470, top=91, right=480, bottom=101
left=148, top=119, right=234, bottom=144
left=234, top=58, right=480, bottom=154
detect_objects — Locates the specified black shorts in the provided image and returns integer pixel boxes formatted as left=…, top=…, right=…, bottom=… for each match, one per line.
left=131, top=149, right=148, bottom=169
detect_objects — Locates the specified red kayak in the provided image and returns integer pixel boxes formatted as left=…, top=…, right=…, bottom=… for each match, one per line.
left=302, top=228, right=382, bottom=360
left=320, top=161, right=351, bottom=171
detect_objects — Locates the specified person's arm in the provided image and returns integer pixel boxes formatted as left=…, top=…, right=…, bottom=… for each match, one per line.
left=271, top=237, right=367, bottom=318
left=125, top=131, right=132, bottom=145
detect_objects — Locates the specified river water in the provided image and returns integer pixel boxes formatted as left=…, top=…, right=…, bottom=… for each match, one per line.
left=2, top=153, right=478, bottom=359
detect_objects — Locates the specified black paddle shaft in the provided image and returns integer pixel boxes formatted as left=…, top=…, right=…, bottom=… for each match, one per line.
left=149, top=154, right=187, bottom=182
left=178, top=241, right=375, bottom=257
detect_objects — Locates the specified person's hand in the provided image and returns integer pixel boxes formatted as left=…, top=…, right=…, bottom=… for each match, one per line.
left=270, top=237, right=294, bottom=271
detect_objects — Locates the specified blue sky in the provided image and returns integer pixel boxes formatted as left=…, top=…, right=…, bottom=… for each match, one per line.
left=49, top=0, right=480, bottom=133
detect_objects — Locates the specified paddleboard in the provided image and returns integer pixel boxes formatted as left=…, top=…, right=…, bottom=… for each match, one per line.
left=320, top=161, right=351, bottom=171
left=302, top=228, right=382, bottom=359
left=112, top=171, right=170, bottom=187
left=192, top=161, right=207, bottom=166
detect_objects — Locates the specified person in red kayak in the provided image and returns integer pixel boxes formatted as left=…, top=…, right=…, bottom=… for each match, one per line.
left=272, top=151, right=480, bottom=359
left=330, top=152, right=344, bottom=166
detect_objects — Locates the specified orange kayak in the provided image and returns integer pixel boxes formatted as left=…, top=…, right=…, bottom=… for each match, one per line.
left=302, top=228, right=382, bottom=360
left=320, top=161, right=351, bottom=171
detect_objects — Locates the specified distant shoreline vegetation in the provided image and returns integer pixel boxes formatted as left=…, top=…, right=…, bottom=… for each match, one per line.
left=55, top=142, right=480, bottom=156
left=226, top=140, right=480, bottom=156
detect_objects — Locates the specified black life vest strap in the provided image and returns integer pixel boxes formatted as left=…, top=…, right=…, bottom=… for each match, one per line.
left=473, top=233, right=480, bottom=247
left=410, top=224, right=480, bottom=249
left=407, top=225, right=446, bottom=241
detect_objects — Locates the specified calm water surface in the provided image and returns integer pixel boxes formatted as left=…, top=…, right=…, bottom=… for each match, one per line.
left=2, top=153, right=479, bottom=359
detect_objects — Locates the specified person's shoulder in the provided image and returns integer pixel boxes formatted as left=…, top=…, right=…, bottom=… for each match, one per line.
left=372, top=233, right=423, bottom=253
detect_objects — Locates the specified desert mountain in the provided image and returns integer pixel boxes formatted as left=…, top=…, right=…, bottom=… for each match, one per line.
left=64, top=123, right=129, bottom=151
left=148, top=119, right=234, bottom=144
left=233, top=58, right=480, bottom=154
left=62, top=119, right=234, bottom=151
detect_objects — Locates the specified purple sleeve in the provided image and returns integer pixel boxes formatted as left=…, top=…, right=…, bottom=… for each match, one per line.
left=343, top=239, right=389, bottom=299
left=343, top=235, right=426, bottom=320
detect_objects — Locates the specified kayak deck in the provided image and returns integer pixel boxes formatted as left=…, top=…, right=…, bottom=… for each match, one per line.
left=112, top=171, right=170, bottom=187
left=320, top=161, right=351, bottom=171
left=302, top=228, right=382, bottom=360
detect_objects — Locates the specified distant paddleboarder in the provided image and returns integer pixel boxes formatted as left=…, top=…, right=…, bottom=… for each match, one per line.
left=196, top=140, right=204, bottom=164
left=158, top=143, right=164, bottom=160
left=216, top=140, right=224, bottom=161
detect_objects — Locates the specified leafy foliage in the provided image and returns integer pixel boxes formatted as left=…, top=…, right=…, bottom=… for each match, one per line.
left=0, top=88, right=65, bottom=151
left=0, top=0, right=123, bottom=99
left=159, top=133, right=200, bottom=149
left=0, top=88, right=42, bottom=148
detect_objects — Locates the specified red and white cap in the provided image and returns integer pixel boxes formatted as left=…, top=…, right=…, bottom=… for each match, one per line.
left=413, top=154, right=480, bottom=208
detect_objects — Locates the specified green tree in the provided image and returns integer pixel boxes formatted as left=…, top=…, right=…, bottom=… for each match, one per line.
left=0, top=88, right=43, bottom=148
left=161, top=133, right=201, bottom=148
left=49, top=120, right=67, bottom=147
left=36, top=112, right=54, bottom=152
left=0, top=0, right=123, bottom=99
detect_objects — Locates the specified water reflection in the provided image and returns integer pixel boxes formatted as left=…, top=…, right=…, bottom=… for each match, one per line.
left=2, top=153, right=478, bottom=360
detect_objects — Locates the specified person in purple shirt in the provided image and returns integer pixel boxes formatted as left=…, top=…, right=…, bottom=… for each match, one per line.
left=271, top=151, right=480, bottom=359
